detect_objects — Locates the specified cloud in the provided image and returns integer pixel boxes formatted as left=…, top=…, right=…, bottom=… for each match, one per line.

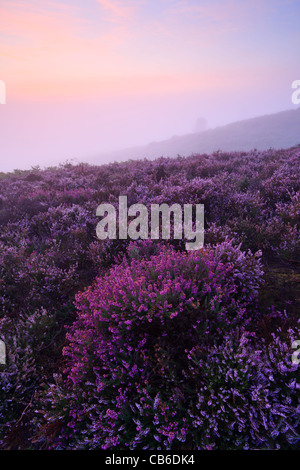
left=163, top=0, right=270, bottom=33
left=94, top=0, right=138, bottom=22
left=1, top=0, right=298, bottom=103
left=0, top=51, right=26, bottom=61
left=0, top=0, right=136, bottom=97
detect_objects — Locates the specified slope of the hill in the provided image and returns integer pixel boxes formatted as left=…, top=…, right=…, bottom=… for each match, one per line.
left=93, top=107, right=300, bottom=163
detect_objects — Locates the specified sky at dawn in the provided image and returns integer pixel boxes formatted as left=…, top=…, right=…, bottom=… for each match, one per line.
left=0, top=0, right=300, bottom=171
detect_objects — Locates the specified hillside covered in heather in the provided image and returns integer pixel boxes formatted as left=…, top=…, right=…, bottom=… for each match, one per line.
left=0, top=146, right=299, bottom=450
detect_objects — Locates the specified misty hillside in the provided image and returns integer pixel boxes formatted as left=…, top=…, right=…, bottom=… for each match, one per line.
left=94, top=107, right=300, bottom=163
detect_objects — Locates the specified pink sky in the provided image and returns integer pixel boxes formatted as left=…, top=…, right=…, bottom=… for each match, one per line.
left=0, top=0, right=299, bottom=171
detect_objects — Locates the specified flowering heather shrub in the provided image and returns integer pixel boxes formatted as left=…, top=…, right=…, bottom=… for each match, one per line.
left=19, top=326, right=300, bottom=450
left=0, top=239, right=80, bottom=318
left=181, top=327, right=300, bottom=450
left=0, top=337, right=37, bottom=449
left=35, top=242, right=269, bottom=449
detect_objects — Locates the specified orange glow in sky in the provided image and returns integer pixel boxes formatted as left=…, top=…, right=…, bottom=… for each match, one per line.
left=0, top=0, right=299, bottom=171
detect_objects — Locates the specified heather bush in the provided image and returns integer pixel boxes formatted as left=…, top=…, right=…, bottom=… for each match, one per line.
left=180, top=327, right=300, bottom=450
left=35, top=242, right=269, bottom=449
left=0, top=146, right=299, bottom=449
left=0, top=308, right=56, bottom=448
